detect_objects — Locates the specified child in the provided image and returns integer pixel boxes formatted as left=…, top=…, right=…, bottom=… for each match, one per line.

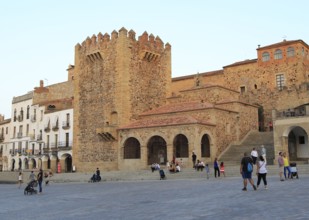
left=18, top=172, right=23, bottom=189
left=220, top=162, right=225, bottom=177
left=205, top=164, right=210, bottom=179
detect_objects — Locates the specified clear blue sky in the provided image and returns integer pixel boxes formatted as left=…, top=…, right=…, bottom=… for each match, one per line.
left=1, top=0, right=309, bottom=118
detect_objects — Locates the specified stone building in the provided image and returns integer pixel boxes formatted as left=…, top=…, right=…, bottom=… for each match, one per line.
left=0, top=115, right=10, bottom=171
left=72, top=28, right=258, bottom=172
left=170, top=39, right=309, bottom=164
left=2, top=29, right=309, bottom=172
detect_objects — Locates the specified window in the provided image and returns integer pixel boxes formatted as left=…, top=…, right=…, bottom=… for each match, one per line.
left=66, top=133, right=69, bottom=147
left=240, top=86, right=246, bottom=94
left=276, top=74, right=285, bottom=90
left=40, top=110, right=43, bottom=121
left=302, top=47, right=305, bottom=56
left=26, top=106, right=30, bottom=119
left=26, top=124, right=29, bottom=136
left=274, top=49, right=282, bottom=60
left=46, top=135, right=50, bottom=148
left=14, top=109, right=17, bottom=122
left=262, top=52, right=270, bottom=62
left=287, top=47, right=294, bottom=57
left=55, top=134, right=58, bottom=147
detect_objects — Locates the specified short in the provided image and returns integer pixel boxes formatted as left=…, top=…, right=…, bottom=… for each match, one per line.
left=242, top=171, right=252, bottom=179
left=279, top=166, right=284, bottom=173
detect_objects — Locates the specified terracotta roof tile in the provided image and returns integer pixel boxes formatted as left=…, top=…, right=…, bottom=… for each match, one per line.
left=223, top=59, right=257, bottom=68
left=257, top=39, right=309, bottom=50
left=118, top=115, right=215, bottom=130
left=141, top=101, right=214, bottom=116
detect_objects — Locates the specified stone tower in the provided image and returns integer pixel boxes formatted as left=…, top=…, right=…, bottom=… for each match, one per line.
left=73, top=27, right=171, bottom=171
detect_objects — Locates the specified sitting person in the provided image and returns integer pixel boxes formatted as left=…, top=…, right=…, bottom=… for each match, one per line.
left=169, top=164, right=176, bottom=173
left=155, top=163, right=160, bottom=171
left=151, top=163, right=156, bottom=172
left=176, top=164, right=181, bottom=172
left=197, top=160, right=205, bottom=171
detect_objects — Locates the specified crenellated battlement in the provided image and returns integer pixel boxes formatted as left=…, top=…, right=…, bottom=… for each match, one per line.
left=75, top=27, right=171, bottom=56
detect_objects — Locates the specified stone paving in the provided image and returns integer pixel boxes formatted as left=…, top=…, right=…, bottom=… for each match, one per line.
left=1, top=174, right=309, bottom=220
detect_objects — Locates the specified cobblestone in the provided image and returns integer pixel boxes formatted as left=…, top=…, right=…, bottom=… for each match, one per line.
left=1, top=175, right=309, bottom=219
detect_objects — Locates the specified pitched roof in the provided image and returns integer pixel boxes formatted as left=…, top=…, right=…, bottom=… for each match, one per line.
left=257, top=39, right=309, bottom=50
left=172, top=70, right=224, bottom=82
left=118, top=115, right=215, bottom=130
left=223, top=59, right=257, bottom=68
left=140, top=101, right=214, bottom=116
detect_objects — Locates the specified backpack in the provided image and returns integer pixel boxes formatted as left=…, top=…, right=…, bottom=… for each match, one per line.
left=247, top=162, right=253, bottom=172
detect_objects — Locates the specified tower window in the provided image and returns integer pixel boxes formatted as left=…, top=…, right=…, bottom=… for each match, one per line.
left=287, top=47, right=295, bottom=57
left=274, top=49, right=282, bottom=60
left=240, top=86, right=246, bottom=94
left=262, top=52, right=270, bottom=62
left=276, top=74, right=285, bottom=90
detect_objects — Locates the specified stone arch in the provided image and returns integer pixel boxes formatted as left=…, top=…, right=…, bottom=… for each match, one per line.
left=18, top=158, right=22, bottom=170
left=41, top=155, right=51, bottom=170
left=201, top=134, right=211, bottom=158
left=123, top=137, right=141, bottom=159
left=61, top=153, right=72, bottom=172
left=29, top=158, right=37, bottom=169
left=147, top=135, right=167, bottom=165
left=24, top=158, right=29, bottom=170
left=38, top=158, right=42, bottom=169
left=173, top=134, right=189, bottom=158
left=283, top=126, right=309, bottom=160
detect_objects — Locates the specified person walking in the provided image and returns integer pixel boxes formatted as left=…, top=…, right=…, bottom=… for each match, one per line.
left=256, top=155, right=268, bottom=189
left=278, top=152, right=284, bottom=181
left=214, top=158, right=220, bottom=178
left=251, top=148, right=258, bottom=165
left=37, top=169, right=43, bottom=194
left=205, top=164, right=210, bottom=179
left=240, top=152, right=257, bottom=191
left=18, top=172, right=23, bottom=189
left=282, top=152, right=291, bottom=179
left=29, top=170, right=35, bottom=181
left=192, top=152, right=197, bottom=168
left=220, top=161, right=225, bottom=177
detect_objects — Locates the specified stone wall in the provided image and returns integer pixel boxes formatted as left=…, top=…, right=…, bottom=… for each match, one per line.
left=73, top=28, right=171, bottom=172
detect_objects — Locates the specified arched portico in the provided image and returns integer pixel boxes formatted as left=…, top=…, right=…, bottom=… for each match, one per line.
left=60, top=153, right=72, bottom=173
left=173, top=134, right=189, bottom=158
left=201, top=134, right=211, bottom=158
left=283, top=126, right=309, bottom=160
left=147, top=136, right=167, bottom=165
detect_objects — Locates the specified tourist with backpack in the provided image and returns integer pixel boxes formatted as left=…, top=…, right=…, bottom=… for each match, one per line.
left=240, top=152, right=257, bottom=191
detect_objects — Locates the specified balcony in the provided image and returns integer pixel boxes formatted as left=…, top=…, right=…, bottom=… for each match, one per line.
left=37, top=134, right=42, bottom=141
left=31, top=115, right=36, bottom=122
left=18, top=115, right=23, bottom=122
left=52, top=121, right=59, bottom=131
left=62, top=121, right=70, bottom=129
left=0, top=134, right=4, bottom=143
left=17, top=132, right=23, bottom=138
left=276, top=107, right=308, bottom=119
left=50, top=141, right=72, bottom=151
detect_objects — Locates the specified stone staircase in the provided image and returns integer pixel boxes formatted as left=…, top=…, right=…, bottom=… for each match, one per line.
left=219, top=131, right=275, bottom=165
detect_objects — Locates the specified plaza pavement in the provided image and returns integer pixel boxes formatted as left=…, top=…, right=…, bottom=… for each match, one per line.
left=1, top=174, right=309, bottom=220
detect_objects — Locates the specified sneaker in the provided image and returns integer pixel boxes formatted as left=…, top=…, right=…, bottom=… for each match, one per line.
left=242, top=187, right=247, bottom=191
left=280, top=179, right=285, bottom=181
left=265, top=186, right=268, bottom=190
left=253, top=185, right=257, bottom=190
